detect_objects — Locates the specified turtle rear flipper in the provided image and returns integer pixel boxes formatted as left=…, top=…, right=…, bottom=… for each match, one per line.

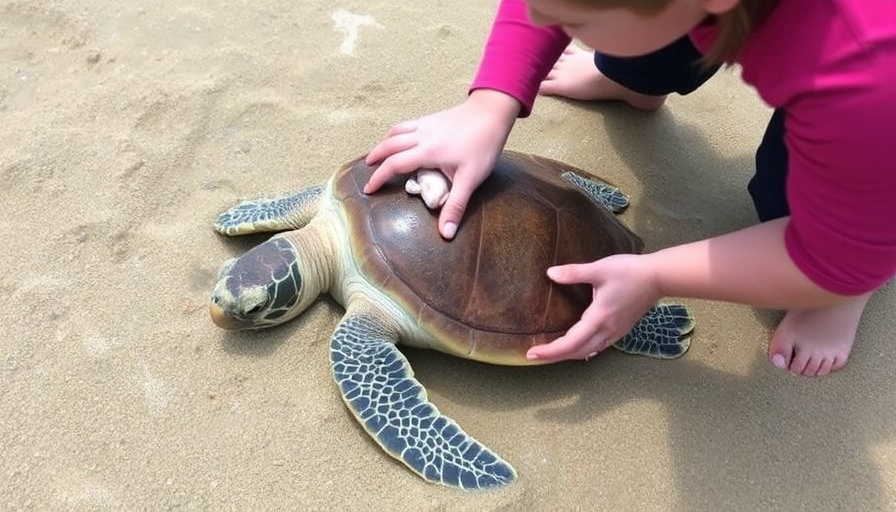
left=560, top=171, right=630, bottom=213
left=613, top=303, right=694, bottom=359
left=214, top=185, right=324, bottom=236
left=330, top=307, right=516, bottom=490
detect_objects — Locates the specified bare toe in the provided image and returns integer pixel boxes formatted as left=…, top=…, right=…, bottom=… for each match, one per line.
left=788, top=349, right=812, bottom=375
left=768, top=295, right=869, bottom=378
left=831, top=355, right=848, bottom=372
left=768, top=328, right=794, bottom=369
left=801, top=356, right=823, bottom=377
left=816, top=358, right=834, bottom=377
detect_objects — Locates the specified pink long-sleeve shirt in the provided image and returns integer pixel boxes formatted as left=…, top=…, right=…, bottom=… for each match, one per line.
left=470, top=0, right=896, bottom=296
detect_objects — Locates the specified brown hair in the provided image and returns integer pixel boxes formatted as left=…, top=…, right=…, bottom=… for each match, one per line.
left=702, top=0, right=778, bottom=65
left=562, top=0, right=779, bottom=65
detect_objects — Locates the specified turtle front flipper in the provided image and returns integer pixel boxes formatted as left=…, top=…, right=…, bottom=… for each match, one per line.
left=613, top=303, right=695, bottom=359
left=214, top=185, right=324, bottom=236
left=330, top=306, right=516, bottom=490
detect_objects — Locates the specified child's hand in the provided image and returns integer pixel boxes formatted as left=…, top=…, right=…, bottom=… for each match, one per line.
left=364, top=90, right=520, bottom=239
left=527, top=254, right=662, bottom=362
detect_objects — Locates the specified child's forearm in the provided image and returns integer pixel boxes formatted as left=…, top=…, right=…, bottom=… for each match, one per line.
left=646, top=217, right=853, bottom=309
left=467, top=89, right=522, bottom=126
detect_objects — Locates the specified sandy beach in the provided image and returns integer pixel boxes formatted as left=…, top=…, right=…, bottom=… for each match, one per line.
left=2, top=1, right=895, bottom=510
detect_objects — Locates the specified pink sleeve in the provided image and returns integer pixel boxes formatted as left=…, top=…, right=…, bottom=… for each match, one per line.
left=753, top=2, right=896, bottom=294
left=783, top=70, right=896, bottom=295
left=469, top=0, right=570, bottom=117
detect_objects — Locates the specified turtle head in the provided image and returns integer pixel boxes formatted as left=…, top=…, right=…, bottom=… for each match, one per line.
left=209, top=235, right=313, bottom=330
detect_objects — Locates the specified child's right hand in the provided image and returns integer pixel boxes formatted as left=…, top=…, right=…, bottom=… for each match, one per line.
left=364, top=89, right=521, bottom=239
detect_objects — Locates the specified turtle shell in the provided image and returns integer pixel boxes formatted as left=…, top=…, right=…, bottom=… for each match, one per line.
left=334, top=151, right=643, bottom=365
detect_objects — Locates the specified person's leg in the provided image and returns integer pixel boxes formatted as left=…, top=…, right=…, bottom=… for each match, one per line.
left=539, top=46, right=667, bottom=110
left=752, top=109, right=868, bottom=377
left=540, top=35, right=720, bottom=109
left=749, top=109, right=790, bottom=221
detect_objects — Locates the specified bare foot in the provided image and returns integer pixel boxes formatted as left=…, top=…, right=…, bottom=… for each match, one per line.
left=539, top=45, right=667, bottom=111
left=767, top=293, right=872, bottom=377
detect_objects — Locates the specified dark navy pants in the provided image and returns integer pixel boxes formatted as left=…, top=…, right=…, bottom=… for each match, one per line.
left=595, top=35, right=789, bottom=221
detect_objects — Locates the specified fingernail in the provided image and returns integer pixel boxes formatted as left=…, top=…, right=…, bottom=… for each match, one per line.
left=526, top=353, right=539, bottom=360
left=771, top=354, right=786, bottom=369
left=442, top=222, right=457, bottom=239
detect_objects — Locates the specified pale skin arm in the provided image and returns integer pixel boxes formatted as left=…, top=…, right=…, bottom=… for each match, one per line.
left=527, top=217, right=853, bottom=362
left=364, top=89, right=522, bottom=239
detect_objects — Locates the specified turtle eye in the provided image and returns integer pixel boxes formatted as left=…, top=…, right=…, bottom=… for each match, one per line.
left=245, top=302, right=266, bottom=316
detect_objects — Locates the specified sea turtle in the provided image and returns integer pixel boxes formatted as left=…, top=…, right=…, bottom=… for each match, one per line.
left=209, top=151, right=694, bottom=490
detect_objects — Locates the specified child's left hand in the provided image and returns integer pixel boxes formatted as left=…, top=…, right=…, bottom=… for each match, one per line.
left=526, top=253, right=662, bottom=362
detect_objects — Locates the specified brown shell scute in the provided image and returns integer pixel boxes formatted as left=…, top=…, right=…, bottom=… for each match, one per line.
left=334, top=152, right=643, bottom=341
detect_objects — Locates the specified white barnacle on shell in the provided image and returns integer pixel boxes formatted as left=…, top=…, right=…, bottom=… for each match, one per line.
left=405, top=169, right=450, bottom=210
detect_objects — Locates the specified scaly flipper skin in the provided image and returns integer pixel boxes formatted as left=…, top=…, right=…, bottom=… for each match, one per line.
left=214, top=185, right=325, bottom=236
left=615, top=304, right=694, bottom=359
left=330, top=305, right=516, bottom=490
left=560, top=171, right=630, bottom=213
